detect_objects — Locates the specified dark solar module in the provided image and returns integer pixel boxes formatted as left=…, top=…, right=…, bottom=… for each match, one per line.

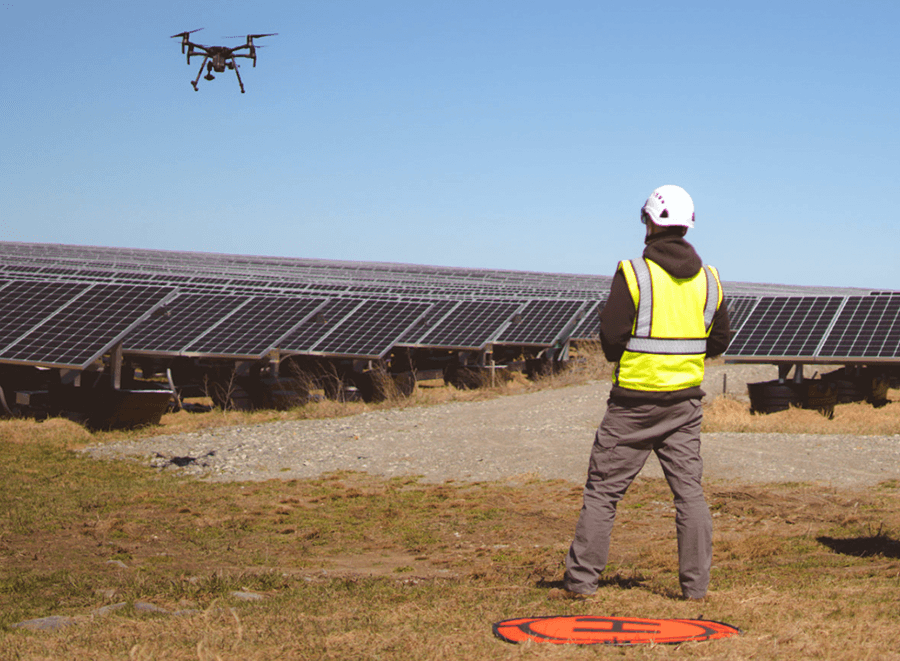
left=0, top=283, right=175, bottom=368
left=568, top=300, right=603, bottom=341
left=0, top=280, right=90, bottom=350
left=494, top=300, right=586, bottom=345
left=307, top=283, right=351, bottom=292
left=41, top=267, right=82, bottom=276
left=191, top=276, right=233, bottom=285
left=124, top=293, right=251, bottom=354
left=183, top=295, right=328, bottom=358
left=351, top=285, right=392, bottom=293
left=306, top=300, right=432, bottom=358
left=5, top=265, right=43, bottom=274
left=107, top=271, right=155, bottom=281
left=279, top=298, right=365, bottom=352
left=818, top=296, right=900, bottom=359
left=150, top=274, right=192, bottom=283
left=396, top=299, right=460, bottom=344
left=173, top=284, right=225, bottom=294
left=77, top=269, right=119, bottom=278
left=415, top=300, right=523, bottom=349
left=725, top=296, right=844, bottom=358
left=724, top=295, right=760, bottom=333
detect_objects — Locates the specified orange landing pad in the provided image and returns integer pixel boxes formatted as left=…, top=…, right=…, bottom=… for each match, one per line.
left=493, top=615, right=741, bottom=645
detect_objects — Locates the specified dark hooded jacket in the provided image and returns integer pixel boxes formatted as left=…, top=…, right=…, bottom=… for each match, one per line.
left=600, top=230, right=730, bottom=403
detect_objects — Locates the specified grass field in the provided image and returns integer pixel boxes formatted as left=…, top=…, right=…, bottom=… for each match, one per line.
left=2, top=367, right=900, bottom=659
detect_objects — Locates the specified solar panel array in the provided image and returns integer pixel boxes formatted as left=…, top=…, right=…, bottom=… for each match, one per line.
left=0, top=242, right=617, bottom=365
left=0, top=242, right=893, bottom=370
left=725, top=295, right=900, bottom=364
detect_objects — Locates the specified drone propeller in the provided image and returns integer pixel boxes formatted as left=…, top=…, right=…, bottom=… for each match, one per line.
left=224, top=33, right=278, bottom=39
left=171, top=28, right=204, bottom=55
left=170, top=27, right=204, bottom=39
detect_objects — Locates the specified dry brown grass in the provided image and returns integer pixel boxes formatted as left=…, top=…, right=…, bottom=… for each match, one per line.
left=531, top=341, right=615, bottom=389
left=703, top=393, right=900, bottom=435
left=6, top=349, right=900, bottom=657
left=3, top=436, right=900, bottom=660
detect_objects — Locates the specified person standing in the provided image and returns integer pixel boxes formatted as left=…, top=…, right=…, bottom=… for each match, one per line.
left=559, top=185, right=730, bottom=601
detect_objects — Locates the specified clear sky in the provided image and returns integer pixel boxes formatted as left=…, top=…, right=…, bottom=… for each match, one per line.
left=1, top=1, right=897, bottom=290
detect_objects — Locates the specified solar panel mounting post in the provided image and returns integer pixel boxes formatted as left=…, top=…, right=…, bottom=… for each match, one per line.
left=109, top=341, right=123, bottom=390
left=778, top=363, right=804, bottom=384
left=268, top=349, right=281, bottom=378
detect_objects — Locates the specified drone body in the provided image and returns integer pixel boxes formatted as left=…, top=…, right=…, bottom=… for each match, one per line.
left=170, top=29, right=277, bottom=93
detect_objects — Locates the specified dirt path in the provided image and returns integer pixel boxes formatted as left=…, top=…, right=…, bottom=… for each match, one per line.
left=87, top=364, right=900, bottom=488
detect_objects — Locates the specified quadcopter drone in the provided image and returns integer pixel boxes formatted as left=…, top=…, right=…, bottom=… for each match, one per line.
left=170, top=29, right=277, bottom=93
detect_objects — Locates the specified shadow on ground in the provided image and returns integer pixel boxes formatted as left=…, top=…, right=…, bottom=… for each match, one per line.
left=817, top=534, right=900, bottom=558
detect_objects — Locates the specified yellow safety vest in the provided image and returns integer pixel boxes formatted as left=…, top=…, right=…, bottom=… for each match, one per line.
left=614, top=258, right=723, bottom=392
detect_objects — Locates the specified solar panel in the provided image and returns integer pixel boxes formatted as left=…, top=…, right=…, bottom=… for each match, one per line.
left=0, top=283, right=176, bottom=368
left=569, top=299, right=604, bottom=341
left=396, top=299, right=460, bottom=344
left=818, top=296, right=900, bottom=359
left=494, top=299, right=586, bottom=345
left=0, top=280, right=90, bottom=350
left=279, top=298, right=365, bottom=353
left=183, top=295, right=328, bottom=358
left=724, top=296, right=844, bottom=359
left=124, top=293, right=251, bottom=354
left=724, top=295, right=760, bottom=333
left=302, top=300, right=433, bottom=358
left=414, top=300, right=523, bottom=349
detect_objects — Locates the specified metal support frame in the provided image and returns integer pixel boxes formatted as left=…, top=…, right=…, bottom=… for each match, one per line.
left=777, top=363, right=804, bottom=384
left=166, top=368, right=183, bottom=412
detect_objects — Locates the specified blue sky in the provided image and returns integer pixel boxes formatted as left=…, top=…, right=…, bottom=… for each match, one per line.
left=1, top=1, right=897, bottom=289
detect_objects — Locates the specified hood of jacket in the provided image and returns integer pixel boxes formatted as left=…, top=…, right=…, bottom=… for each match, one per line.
left=642, top=233, right=703, bottom=279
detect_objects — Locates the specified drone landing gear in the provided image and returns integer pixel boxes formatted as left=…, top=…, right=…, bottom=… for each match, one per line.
left=188, top=52, right=246, bottom=93
left=229, top=55, right=246, bottom=93
left=191, top=55, right=210, bottom=92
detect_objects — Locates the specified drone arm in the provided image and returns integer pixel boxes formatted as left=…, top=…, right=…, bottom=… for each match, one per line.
left=185, top=44, right=208, bottom=64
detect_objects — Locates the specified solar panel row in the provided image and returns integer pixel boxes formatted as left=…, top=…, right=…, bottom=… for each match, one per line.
left=2, top=243, right=895, bottom=372
left=0, top=242, right=614, bottom=299
left=725, top=295, right=900, bottom=362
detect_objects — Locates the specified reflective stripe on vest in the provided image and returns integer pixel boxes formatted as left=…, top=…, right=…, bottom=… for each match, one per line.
left=626, top=337, right=708, bottom=354
left=632, top=258, right=653, bottom=338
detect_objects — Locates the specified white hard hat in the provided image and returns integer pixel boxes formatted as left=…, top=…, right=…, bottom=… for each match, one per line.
left=641, top=185, right=695, bottom=229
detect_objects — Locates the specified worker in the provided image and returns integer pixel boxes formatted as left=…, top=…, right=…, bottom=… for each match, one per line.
left=558, top=184, right=730, bottom=601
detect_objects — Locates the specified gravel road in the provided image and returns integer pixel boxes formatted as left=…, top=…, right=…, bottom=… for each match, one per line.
left=85, top=364, right=900, bottom=488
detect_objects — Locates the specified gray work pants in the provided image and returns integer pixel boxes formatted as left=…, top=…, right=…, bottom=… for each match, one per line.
left=564, top=398, right=712, bottom=599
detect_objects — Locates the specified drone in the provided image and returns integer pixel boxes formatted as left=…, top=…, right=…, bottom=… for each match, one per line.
left=170, top=28, right=277, bottom=93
